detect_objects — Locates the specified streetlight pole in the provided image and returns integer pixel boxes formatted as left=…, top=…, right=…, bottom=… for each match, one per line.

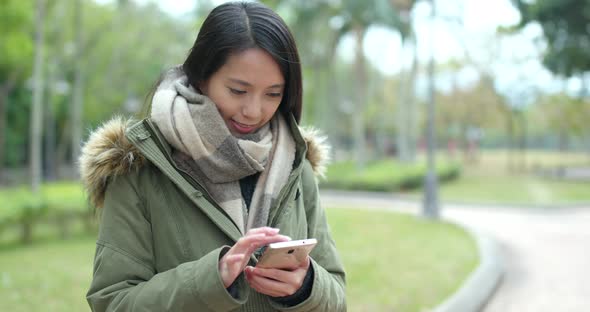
left=422, top=0, right=439, bottom=219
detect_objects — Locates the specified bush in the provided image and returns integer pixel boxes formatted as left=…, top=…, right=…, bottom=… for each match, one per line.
left=0, top=182, right=91, bottom=244
left=322, top=159, right=461, bottom=192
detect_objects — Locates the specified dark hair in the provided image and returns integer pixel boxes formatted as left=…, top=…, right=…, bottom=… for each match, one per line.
left=177, top=2, right=302, bottom=123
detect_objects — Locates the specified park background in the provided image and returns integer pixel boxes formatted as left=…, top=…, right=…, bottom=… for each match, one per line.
left=1, top=0, right=589, bottom=311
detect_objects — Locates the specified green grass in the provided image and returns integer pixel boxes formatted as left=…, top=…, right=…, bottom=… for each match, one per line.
left=0, top=235, right=95, bottom=312
left=434, top=172, right=590, bottom=205
left=327, top=208, right=478, bottom=311
left=0, top=208, right=478, bottom=312
left=404, top=150, right=590, bottom=205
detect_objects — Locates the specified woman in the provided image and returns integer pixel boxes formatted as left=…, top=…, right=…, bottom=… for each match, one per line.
left=79, top=2, right=346, bottom=311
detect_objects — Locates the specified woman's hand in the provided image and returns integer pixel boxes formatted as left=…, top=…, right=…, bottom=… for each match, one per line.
left=244, top=257, right=310, bottom=297
left=219, top=227, right=290, bottom=288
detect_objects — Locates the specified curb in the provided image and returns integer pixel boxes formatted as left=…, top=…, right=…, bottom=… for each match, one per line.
left=432, top=224, right=504, bottom=312
left=319, top=191, right=505, bottom=311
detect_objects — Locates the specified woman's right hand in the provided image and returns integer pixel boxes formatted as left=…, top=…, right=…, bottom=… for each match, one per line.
left=219, top=227, right=290, bottom=288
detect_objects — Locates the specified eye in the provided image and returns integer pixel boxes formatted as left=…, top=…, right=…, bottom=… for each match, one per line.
left=267, top=92, right=282, bottom=98
left=229, top=87, right=246, bottom=95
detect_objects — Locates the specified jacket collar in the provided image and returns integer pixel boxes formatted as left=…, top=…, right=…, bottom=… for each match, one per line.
left=78, top=114, right=331, bottom=237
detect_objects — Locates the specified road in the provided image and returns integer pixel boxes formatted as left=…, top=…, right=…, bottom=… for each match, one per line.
left=320, top=190, right=590, bottom=312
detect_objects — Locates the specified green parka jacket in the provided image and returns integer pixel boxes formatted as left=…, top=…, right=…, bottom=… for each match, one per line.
left=79, top=115, right=346, bottom=312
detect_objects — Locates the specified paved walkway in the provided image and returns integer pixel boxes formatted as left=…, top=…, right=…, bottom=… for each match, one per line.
left=320, top=190, right=590, bottom=312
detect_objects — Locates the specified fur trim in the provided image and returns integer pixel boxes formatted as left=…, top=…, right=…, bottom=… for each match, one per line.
left=79, top=118, right=331, bottom=208
left=299, top=126, right=331, bottom=179
left=79, top=116, right=144, bottom=208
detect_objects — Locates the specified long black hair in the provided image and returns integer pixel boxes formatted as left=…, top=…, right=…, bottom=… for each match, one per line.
left=145, top=2, right=303, bottom=123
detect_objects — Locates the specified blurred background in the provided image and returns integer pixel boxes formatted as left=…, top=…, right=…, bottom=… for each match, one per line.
left=1, top=0, right=589, bottom=311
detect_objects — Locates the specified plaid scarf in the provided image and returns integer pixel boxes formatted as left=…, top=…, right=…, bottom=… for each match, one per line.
left=150, top=67, right=295, bottom=234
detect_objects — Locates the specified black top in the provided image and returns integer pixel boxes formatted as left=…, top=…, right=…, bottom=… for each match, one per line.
left=235, top=172, right=314, bottom=305
left=239, top=172, right=261, bottom=210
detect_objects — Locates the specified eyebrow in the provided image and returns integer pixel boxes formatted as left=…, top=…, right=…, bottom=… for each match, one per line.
left=228, top=78, right=284, bottom=89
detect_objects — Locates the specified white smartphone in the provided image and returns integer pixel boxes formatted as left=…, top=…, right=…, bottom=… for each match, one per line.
left=256, top=238, right=317, bottom=270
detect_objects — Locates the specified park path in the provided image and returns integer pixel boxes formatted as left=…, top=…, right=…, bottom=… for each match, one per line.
left=320, top=190, right=590, bottom=312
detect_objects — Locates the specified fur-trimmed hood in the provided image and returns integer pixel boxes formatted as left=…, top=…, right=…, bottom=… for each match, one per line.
left=79, top=117, right=330, bottom=208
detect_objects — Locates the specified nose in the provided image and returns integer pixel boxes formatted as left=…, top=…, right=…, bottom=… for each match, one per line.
left=241, top=96, right=262, bottom=121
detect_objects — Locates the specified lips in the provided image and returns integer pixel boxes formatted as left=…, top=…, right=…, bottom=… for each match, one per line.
left=230, top=120, right=257, bottom=134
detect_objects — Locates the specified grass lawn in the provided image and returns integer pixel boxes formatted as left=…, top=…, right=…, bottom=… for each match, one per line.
left=0, top=208, right=478, bottom=312
left=405, top=150, right=590, bottom=205
left=0, top=235, right=95, bottom=312
left=327, top=208, right=478, bottom=311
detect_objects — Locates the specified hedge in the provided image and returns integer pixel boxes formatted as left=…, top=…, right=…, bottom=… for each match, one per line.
left=321, top=159, right=461, bottom=192
left=0, top=182, right=93, bottom=244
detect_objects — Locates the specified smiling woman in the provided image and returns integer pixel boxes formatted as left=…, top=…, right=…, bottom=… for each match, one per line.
left=79, top=1, right=345, bottom=312
left=200, top=49, right=285, bottom=137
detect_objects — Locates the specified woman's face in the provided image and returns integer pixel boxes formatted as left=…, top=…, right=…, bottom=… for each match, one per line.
left=200, top=48, right=285, bottom=137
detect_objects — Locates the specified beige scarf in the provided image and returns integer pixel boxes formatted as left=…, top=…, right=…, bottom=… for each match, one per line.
left=150, top=67, right=296, bottom=234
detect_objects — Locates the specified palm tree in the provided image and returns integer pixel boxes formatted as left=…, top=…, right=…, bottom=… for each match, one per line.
left=30, top=0, right=46, bottom=194
left=339, top=0, right=408, bottom=168
left=275, top=0, right=409, bottom=168
left=70, top=0, right=84, bottom=170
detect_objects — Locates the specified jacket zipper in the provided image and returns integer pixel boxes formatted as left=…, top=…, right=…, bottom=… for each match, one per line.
left=267, top=172, right=300, bottom=228
left=142, top=120, right=240, bottom=229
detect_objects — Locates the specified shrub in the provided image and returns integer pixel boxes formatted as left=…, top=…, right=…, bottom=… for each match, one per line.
left=322, top=159, right=461, bottom=192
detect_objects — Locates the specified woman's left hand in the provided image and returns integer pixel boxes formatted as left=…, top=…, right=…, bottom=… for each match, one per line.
left=244, top=257, right=310, bottom=297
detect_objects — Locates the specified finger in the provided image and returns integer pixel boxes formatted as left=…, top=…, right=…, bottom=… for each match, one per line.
left=220, top=252, right=248, bottom=271
left=235, top=234, right=291, bottom=254
left=246, top=227, right=280, bottom=236
left=224, top=254, right=245, bottom=265
left=250, top=266, right=306, bottom=287
left=301, top=256, right=311, bottom=269
left=220, top=254, right=248, bottom=288
left=233, top=233, right=266, bottom=252
left=236, top=233, right=289, bottom=249
left=246, top=270, right=296, bottom=297
left=245, top=268, right=285, bottom=297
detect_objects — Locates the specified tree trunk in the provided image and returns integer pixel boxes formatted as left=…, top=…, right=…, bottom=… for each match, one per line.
left=70, top=0, right=84, bottom=170
left=30, top=0, right=46, bottom=194
left=44, top=62, right=57, bottom=181
left=422, top=0, right=439, bottom=220
left=21, top=219, right=34, bottom=244
left=506, top=111, right=515, bottom=171
left=0, top=72, right=20, bottom=182
left=405, top=34, right=418, bottom=162
left=396, top=64, right=409, bottom=161
left=0, top=92, right=5, bottom=182
left=518, top=111, right=527, bottom=172
left=558, top=130, right=569, bottom=152
left=353, top=25, right=367, bottom=169
left=44, top=0, right=66, bottom=181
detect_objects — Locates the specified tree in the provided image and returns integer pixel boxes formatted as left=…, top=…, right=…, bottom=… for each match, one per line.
left=531, top=93, right=590, bottom=150
left=30, top=0, right=46, bottom=193
left=266, top=0, right=413, bottom=168
left=511, top=0, right=590, bottom=159
left=512, top=0, right=590, bottom=78
left=436, top=71, right=506, bottom=161
left=70, top=0, right=84, bottom=170
left=341, top=0, right=408, bottom=168
left=0, top=0, right=33, bottom=181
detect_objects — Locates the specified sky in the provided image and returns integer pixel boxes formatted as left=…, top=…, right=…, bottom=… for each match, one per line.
left=95, top=0, right=583, bottom=101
